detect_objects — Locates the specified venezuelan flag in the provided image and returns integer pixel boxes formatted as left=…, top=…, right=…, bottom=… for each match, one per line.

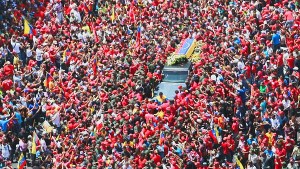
left=92, top=58, right=97, bottom=75
left=235, top=156, right=244, bottom=169
left=214, top=126, right=219, bottom=138
left=158, top=131, right=165, bottom=144
left=135, top=26, right=141, bottom=48
left=175, top=38, right=196, bottom=57
left=24, top=19, right=30, bottom=35
left=23, top=18, right=36, bottom=36
left=44, top=73, right=53, bottom=88
left=208, top=130, right=218, bottom=144
left=31, top=131, right=38, bottom=154
left=33, top=131, right=40, bottom=145
left=211, top=126, right=221, bottom=143
left=18, top=153, right=26, bottom=169
left=111, top=7, right=115, bottom=22
left=63, top=48, right=70, bottom=62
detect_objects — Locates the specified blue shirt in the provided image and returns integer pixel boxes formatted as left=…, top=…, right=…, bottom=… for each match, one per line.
left=15, top=112, right=23, bottom=124
left=28, top=103, right=39, bottom=115
left=237, top=88, right=247, bottom=102
left=0, top=120, right=9, bottom=132
left=247, top=138, right=258, bottom=145
left=263, top=49, right=269, bottom=58
left=175, top=147, right=182, bottom=156
left=272, top=33, right=281, bottom=45
left=260, top=100, right=267, bottom=114
left=264, top=149, right=274, bottom=157
left=36, top=150, right=41, bottom=158
left=234, top=38, right=241, bottom=45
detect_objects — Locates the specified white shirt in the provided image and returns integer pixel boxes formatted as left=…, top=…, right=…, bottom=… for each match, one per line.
left=27, top=140, right=32, bottom=152
left=270, top=118, right=280, bottom=129
left=283, top=52, right=289, bottom=65
left=26, top=48, right=32, bottom=58
left=1, top=144, right=11, bottom=158
left=247, top=166, right=257, bottom=169
left=77, top=32, right=83, bottom=40
left=237, top=61, right=245, bottom=70
left=11, top=41, right=21, bottom=53
left=282, top=99, right=291, bottom=110
left=52, top=112, right=61, bottom=127
left=20, top=96, right=28, bottom=107
left=70, top=9, right=81, bottom=22
left=82, top=31, right=90, bottom=42
left=40, top=138, right=47, bottom=152
left=36, top=48, right=43, bottom=61
left=56, top=141, right=62, bottom=148
left=122, top=163, right=133, bottom=169
left=248, top=153, right=259, bottom=164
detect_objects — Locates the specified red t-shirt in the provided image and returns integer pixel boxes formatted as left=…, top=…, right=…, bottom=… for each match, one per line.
left=3, top=64, right=14, bottom=76
left=221, top=142, right=229, bottom=155
left=152, top=154, right=161, bottom=165
left=287, top=57, right=295, bottom=68
left=277, top=54, right=284, bottom=66
left=232, top=122, right=239, bottom=134
left=274, top=158, right=282, bottom=169
left=276, top=147, right=286, bottom=161
left=2, top=79, right=13, bottom=91
left=285, top=11, right=294, bottom=21
left=244, top=65, right=251, bottom=78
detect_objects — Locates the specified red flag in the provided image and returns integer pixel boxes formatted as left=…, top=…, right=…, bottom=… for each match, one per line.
left=135, top=26, right=141, bottom=49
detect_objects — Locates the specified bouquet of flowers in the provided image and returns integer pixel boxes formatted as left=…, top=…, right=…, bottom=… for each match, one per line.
left=166, top=54, right=188, bottom=66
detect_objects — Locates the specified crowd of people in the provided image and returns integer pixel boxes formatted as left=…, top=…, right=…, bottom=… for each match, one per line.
left=0, top=0, right=300, bottom=168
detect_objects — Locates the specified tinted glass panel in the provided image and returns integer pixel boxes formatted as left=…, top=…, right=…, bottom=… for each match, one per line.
left=163, top=71, right=188, bottom=83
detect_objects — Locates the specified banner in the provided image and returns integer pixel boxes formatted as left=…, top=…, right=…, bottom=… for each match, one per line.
left=42, top=120, right=53, bottom=133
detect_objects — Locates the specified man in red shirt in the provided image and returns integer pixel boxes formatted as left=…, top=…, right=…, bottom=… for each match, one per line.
left=151, top=150, right=161, bottom=165
left=276, top=143, right=287, bottom=162
left=274, top=155, right=282, bottom=169
left=3, top=61, right=14, bottom=77
left=277, top=53, right=284, bottom=77
left=287, top=55, right=295, bottom=69
left=1, top=79, right=13, bottom=91
left=221, top=137, right=231, bottom=162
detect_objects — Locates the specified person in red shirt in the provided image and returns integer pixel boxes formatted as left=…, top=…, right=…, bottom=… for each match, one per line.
left=285, top=136, right=295, bottom=158
left=3, top=61, right=14, bottom=77
left=1, top=79, right=13, bottom=91
left=274, top=155, right=282, bottom=169
left=275, top=143, right=287, bottom=162
left=287, top=55, right=295, bottom=69
left=277, top=53, right=284, bottom=77
left=221, top=137, right=230, bottom=162
left=151, top=150, right=161, bottom=165
left=244, top=62, right=252, bottom=79
left=231, top=118, right=239, bottom=135
left=227, top=135, right=235, bottom=152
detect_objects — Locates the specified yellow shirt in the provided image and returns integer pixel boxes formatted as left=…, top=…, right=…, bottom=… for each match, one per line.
left=156, top=95, right=166, bottom=103
left=13, top=56, right=19, bottom=65
left=265, top=132, right=273, bottom=145
left=156, top=111, right=164, bottom=119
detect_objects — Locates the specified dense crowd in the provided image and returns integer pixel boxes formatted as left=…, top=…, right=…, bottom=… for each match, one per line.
left=0, top=0, right=300, bottom=168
